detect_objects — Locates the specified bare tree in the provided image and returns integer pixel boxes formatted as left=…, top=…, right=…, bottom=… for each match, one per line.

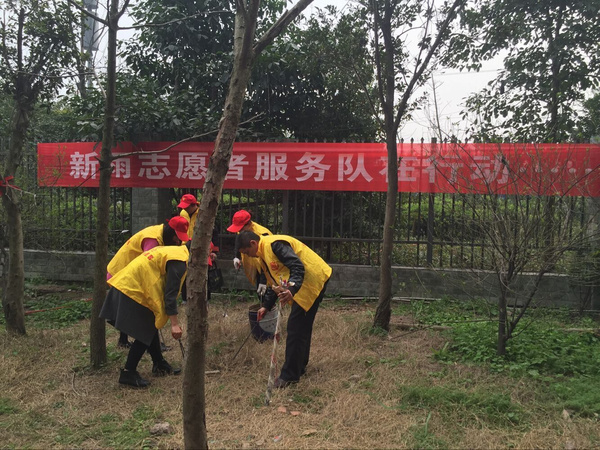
left=434, top=142, right=600, bottom=355
left=368, top=0, right=465, bottom=331
left=181, top=1, right=314, bottom=448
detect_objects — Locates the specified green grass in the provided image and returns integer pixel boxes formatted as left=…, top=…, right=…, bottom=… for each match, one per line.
left=25, top=296, right=92, bottom=328
left=398, top=385, right=525, bottom=427
left=552, top=376, right=600, bottom=417
left=409, top=412, right=448, bottom=450
left=0, top=398, right=17, bottom=415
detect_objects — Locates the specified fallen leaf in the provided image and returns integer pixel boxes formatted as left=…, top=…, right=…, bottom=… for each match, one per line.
left=301, top=429, right=318, bottom=436
left=277, top=406, right=287, bottom=414
left=290, top=411, right=301, bottom=416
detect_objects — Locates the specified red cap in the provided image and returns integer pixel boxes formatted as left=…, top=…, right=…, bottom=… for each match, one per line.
left=168, top=216, right=190, bottom=242
left=178, top=194, right=198, bottom=209
left=227, top=210, right=251, bottom=232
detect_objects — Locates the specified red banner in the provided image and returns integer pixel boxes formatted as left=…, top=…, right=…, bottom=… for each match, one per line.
left=37, top=141, right=600, bottom=196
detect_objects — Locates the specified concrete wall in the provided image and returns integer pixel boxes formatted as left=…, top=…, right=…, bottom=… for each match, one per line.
left=22, top=249, right=598, bottom=309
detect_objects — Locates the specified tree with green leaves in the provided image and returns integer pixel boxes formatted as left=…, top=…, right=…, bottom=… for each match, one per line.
left=0, top=0, right=80, bottom=334
left=577, top=92, right=600, bottom=143
left=76, top=0, right=378, bottom=142
left=244, top=6, right=379, bottom=140
left=444, top=0, right=600, bottom=354
left=447, top=0, right=600, bottom=143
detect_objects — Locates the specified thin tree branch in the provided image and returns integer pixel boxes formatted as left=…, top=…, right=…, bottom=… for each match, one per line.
left=111, top=114, right=263, bottom=160
left=67, top=0, right=109, bottom=27
left=254, top=0, right=315, bottom=55
left=394, top=0, right=465, bottom=131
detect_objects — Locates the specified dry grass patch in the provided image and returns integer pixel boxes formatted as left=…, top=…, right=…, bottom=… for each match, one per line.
left=0, top=295, right=598, bottom=448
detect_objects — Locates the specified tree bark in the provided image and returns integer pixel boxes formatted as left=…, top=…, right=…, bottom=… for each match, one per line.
left=374, top=132, right=397, bottom=330
left=89, top=0, right=121, bottom=369
left=182, top=2, right=314, bottom=447
left=183, top=5, right=257, bottom=448
left=2, top=94, right=33, bottom=335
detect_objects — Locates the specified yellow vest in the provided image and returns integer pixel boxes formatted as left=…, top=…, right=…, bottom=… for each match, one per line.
left=241, top=222, right=272, bottom=285
left=257, top=235, right=332, bottom=311
left=108, top=245, right=189, bottom=329
left=107, top=224, right=164, bottom=276
left=180, top=209, right=198, bottom=239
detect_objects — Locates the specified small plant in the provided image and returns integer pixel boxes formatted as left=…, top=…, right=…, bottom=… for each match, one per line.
left=409, top=412, right=448, bottom=450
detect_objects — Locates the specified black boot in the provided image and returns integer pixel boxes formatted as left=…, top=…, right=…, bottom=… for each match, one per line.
left=152, top=359, right=182, bottom=376
left=119, top=369, right=150, bottom=388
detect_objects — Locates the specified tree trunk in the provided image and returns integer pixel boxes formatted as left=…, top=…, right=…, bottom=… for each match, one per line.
left=182, top=2, right=314, bottom=446
left=183, top=6, right=256, bottom=449
left=90, top=0, right=120, bottom=369
left=497, top=277, right=508, bottom=356
left=374, top=133, right=398, bottom=330
left=2, top=103, right=32, bottom=335
left=2, top=197, right=25, bottom=334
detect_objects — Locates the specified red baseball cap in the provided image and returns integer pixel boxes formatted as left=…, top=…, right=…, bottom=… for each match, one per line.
left=168, top=216, right=190, bottom=242
left=227, top=210, right=251, bottom=232
left=178, top=194, right=198, bottom=209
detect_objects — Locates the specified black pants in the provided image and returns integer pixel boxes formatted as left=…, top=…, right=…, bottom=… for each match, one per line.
left=124, top=331, right=163, bottom=371
left=279, top=282, right=327, bottom=382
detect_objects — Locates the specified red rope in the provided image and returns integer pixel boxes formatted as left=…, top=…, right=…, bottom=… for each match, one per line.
left=0, top=176, right=22, bottom=197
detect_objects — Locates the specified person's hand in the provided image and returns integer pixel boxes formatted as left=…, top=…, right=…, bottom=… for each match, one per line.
left=277, top=289, right=293, bottom=307
left=171, top=324, right=182, bottom=340
left=257, top=283, right=267, bottom=296
left=257, top=307, right=268, bottom=321
left=209, top=252, right=217, bottom=261
left=233, top=257, right=241, bottom=270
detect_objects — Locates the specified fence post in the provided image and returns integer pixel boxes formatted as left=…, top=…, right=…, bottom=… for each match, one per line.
left=426, top=139, right=436, bottom=266
left=131, top=188, right=172, bottom=233
left=282, top=190, right=289, bottom=234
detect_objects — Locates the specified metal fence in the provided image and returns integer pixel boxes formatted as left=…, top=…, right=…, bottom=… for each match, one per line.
left=2, top=155, right=595, bottom=273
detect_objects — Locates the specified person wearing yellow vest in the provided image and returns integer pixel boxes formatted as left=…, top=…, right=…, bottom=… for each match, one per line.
left=237, top=231, right=332, bottom=388
left=106, top=216, right=190, bottom=348
left=227, top=210, right=272, bottom=297
left=100, top=240, right=189, bottom=388
left=178, top=193, right=199, bottom=239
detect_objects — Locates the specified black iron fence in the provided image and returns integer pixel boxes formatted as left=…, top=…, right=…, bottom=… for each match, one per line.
left=2, top=155, right=596, bottom=273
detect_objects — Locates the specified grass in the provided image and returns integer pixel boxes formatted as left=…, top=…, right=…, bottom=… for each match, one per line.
left=0, top=288, right=599, bottom=448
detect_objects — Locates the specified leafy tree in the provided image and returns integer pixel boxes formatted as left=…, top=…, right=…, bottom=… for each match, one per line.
left=447, top=0, right=600, bottom=143
left=0, top=0, right=81, bottom=334
left=113, top=0, right=378, bottom=142
left=244, top=6, right=379, bottom=140
left=577, top=92, right=600, bottom=143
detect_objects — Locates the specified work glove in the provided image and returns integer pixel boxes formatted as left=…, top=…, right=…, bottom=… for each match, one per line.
left=233, top=257, right=241, bottom=270
left=257, top=283, right=267, bottom=296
